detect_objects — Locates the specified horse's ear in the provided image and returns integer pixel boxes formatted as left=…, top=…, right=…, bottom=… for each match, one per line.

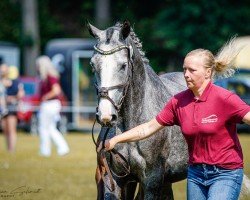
left=121, top=20, right=131, bottom=40
left=87, top=22, right=101, bottom=39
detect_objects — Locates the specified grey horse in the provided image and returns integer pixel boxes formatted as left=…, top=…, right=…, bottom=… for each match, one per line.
left=88, top=20, right=188, bottom=200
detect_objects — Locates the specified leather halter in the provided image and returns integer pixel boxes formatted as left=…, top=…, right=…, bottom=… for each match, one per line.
left=92, top=44, right=133, bottom=191
left=93, top=44, right=133, bottom=113
left=94, top=44, right=130, bottom=55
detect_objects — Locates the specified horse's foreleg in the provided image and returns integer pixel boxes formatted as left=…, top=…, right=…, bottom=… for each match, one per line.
left=121, top=181, right=137, bottom=200
left=143, top=172, right=174, bottom=200
left=95, top=166, right=104, bottom=200
left=160, top=182, right=174, bottom=200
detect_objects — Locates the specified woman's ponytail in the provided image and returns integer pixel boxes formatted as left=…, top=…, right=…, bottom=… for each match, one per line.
left=213, top=37, right=243, bottom=79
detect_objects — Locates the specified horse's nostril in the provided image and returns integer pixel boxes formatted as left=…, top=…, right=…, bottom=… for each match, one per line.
left=111, top=114, right=117, bottom=122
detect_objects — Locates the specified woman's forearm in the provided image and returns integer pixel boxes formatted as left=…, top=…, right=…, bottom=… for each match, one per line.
left=114, top=123, right=148, bottom=143
left=17, top=84, right=25, bottom=99
left=113, top=118, right=163, bottom=143
left=105, top=119, right=164, bottom=151
left=243, top=111, right=250, bottom=125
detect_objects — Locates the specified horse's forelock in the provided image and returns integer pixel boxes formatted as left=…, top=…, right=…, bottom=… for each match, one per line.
left=106, top=28, right=114, bottom=44
left=116, top=22, right=149, bottom=64
left=97, top=22, right=149, bottom=64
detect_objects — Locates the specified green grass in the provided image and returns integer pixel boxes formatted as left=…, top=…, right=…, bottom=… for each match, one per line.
left=0, top=133, right=250, bottom=200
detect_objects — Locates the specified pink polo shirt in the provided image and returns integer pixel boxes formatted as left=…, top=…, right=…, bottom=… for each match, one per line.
left=156, top=81, right=250, bottom=169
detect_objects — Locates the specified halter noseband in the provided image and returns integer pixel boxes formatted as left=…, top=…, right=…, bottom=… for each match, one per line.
left=94, top=44, right=133, bottom=114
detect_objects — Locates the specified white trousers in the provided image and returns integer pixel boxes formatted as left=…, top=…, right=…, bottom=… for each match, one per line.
left=38, top=100, right=69, bottom=156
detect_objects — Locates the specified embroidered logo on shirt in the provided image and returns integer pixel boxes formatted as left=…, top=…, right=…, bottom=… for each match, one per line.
left=201, top=114, right=218, bottom=124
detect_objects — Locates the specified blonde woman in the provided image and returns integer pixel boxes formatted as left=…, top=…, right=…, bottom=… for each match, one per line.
left=0, top=64, right=24, bottom=152
left=36, top=56, right=69, bottom=157
left=105, top=39, right=250, bottom=200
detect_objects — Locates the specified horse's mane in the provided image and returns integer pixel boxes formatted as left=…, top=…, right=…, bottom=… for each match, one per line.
left=115, top=22, right=149, bottom=65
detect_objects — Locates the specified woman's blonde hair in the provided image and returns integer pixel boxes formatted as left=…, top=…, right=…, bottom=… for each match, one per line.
left=36, top=55, right=59, bottom=80
left=186, top=37, right=243, bottom=80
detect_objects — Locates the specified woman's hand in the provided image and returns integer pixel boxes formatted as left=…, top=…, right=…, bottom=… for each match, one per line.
left=105, top=138, right=117, bottom=151
left=6, top=96, right=17, bottom=104
left=41, top=94, right=48, bottom=101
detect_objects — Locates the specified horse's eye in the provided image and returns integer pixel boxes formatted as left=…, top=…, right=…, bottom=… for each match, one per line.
left=121, top=63, right=127, bottom=71
left=90, top=62, right=96, bottom=73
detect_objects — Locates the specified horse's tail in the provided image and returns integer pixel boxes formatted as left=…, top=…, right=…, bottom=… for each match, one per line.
left=240, top=174, right=250, bottom=199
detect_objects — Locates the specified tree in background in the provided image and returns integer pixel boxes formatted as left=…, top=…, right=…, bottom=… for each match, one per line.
left=96, top=0, right=110, bottom=28
left=22, top=0, right=40, bottom=76
left=0, top=1, right=21, bottom=44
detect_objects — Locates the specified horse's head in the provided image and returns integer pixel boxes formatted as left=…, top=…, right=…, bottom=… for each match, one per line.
left=88, top=21, right=133, bottom=126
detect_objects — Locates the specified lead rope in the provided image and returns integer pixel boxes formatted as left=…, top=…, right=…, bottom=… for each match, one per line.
left=91, top=120, right=131, bottom=192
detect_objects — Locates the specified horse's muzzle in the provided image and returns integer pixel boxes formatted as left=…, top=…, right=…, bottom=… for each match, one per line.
left=96, top=113, right=118, bottom=127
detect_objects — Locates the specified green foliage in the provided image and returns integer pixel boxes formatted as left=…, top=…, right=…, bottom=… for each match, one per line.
left=39, top=0, right=95, bottom=48
left=80, top=0, right=95, bottom=36
left=38, top=0, right=65, bottom=50
left=0, top=0, right=21, bottom=44
left=151, top=1, right=250, bottom=71
left=110, top=1, right=250, bottom=72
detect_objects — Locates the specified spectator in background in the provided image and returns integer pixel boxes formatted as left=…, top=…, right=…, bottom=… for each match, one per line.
left=0, top=78, right=7, bottom=118
left=0, top=58, right=8, bottom=117
left=0, top=64, right=24, bottom=152
left=36, top=56, right=70, bottom=157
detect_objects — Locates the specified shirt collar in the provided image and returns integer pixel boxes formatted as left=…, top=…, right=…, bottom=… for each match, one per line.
left=191, top=81, right=213, bottom=102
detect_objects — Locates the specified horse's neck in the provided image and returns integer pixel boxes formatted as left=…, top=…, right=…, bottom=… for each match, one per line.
left=121, top=61, right=170, bottom=129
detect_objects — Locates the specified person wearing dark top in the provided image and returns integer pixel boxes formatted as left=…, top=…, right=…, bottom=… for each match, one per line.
left=6, top=79, right=19, bottom=115
left=36, top=56, right=70, bottom=157
left=0, top=64, right=24, bottom=152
